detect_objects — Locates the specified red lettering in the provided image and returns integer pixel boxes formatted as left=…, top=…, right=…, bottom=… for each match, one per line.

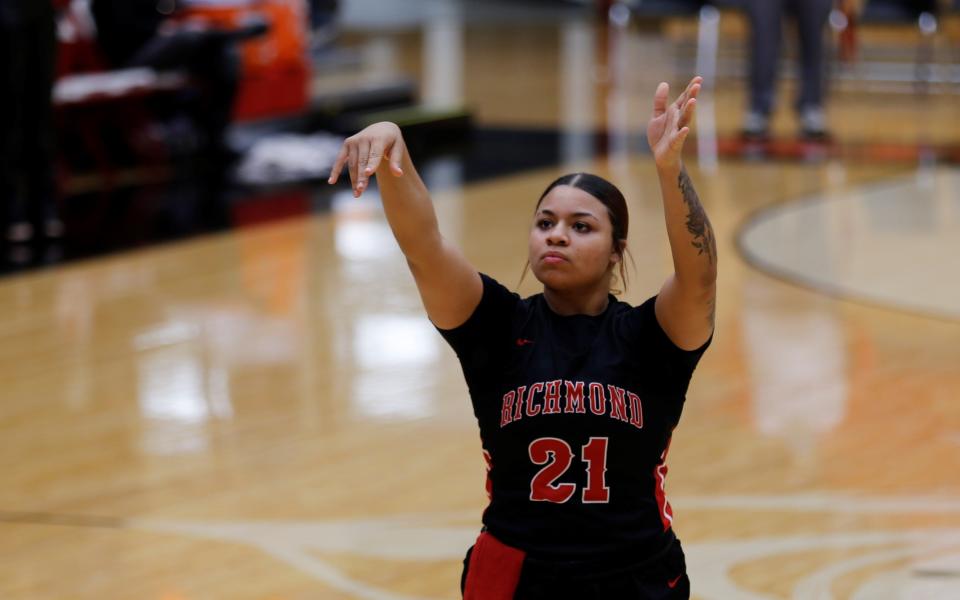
left=543, top=380, right=562, bottom=414
left=581, top=437, right=610, bottom=503
left=500, top=391, right=516, bottom=427
left=529, top=437, right=611, bottom=504
left=564, top=381, right=586, bottom=414
left=529, top=438, right=576, bottom=503
left=607, top=385, right=628, bottom=422
left=508, top=381, right=641, bottom=429
left=627, top=392, right=644, bottom=429
left=512, top=385, right=527, bottom=422
left=589, top=382, right=606, bottom=416
left=525, top=382, right=544, bottom=417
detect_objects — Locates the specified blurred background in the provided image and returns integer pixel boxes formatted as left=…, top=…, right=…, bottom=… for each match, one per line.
left=2, top=0, right=956, bottom=270
left=1, top=1, right=959, bottom=599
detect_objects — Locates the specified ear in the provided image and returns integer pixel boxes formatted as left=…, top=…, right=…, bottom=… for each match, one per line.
left=610, top=239, right=626, bottom=263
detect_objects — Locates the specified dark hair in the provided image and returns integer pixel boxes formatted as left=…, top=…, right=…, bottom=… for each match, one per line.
left=521, top=172, right=634, bottom=294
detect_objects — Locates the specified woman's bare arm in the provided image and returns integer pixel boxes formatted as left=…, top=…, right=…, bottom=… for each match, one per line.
left=328, top=122, right=481, bottom=329
left=645, top=77, right=718, bottom=350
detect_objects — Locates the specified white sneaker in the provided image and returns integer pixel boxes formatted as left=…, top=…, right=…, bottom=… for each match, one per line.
left=800, top=105, right=828, bottom=138
left=742, top=110, right=769, bottom=138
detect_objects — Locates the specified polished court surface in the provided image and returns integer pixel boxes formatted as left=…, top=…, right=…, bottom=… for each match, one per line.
left=2, top=4, right=960, bottom=599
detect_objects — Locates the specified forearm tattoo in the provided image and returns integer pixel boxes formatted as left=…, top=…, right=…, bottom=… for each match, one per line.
left=678, top=168, right=717, bottom=266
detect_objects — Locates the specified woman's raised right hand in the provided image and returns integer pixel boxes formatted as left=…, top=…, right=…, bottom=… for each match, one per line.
left=327, top=121, right=406, bottom=198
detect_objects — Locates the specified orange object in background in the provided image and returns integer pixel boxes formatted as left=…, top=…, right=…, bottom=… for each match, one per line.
left=184, top=0, right=310, bottom=122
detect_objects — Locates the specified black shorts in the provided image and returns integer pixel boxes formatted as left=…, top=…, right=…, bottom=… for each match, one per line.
left=461, top=534, right=689, bottom=600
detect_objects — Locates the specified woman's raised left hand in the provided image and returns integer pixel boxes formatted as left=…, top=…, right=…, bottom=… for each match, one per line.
left=646, top=76, right=702, bottom=170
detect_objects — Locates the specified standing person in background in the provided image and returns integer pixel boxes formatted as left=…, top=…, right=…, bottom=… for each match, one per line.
left=90, top=0, right=267, bottom=170
left=308, top=0, right=339, bottom=50
left=0, top=0, right=63, bottom=245
left=741, top=0, right=835, bottom=139
left=327, top=76, right=715, bottom=599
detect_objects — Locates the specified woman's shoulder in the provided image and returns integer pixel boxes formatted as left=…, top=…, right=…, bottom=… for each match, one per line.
left=613, top=294, right=713, bottom=359
left=607, top=294, right=658, bottom=341
left=608, top=294, right=653, bottom=319
left=478, top=273, right=525, bottom=305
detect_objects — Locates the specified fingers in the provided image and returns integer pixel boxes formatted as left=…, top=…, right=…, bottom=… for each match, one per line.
left=678, top=97, right=697, bottom=130
left=347, top=143, right=359, bottom=196
left=649, top=79, right=699, bottom=164
left=668, top=101, right=691, bottom=152
left=683, top=76, right=703, bottom=97
left=328, top=145, right=348, bottom=184
left=328, top=123, right=407, bottom=192
left=355, top=138, right=371, bottom=194
left=667, top=102, right=682, bottom=134
left=674, top=77, right=702, bottom=111
left=363, top=141, right=386, bottom=182
left=655, top=105, right=689, bottom=156
left=389, top=140, right=405, bottom=176
left=671, top=126, right=691, bottom=151
left=652, top=82, right=669, bottom=117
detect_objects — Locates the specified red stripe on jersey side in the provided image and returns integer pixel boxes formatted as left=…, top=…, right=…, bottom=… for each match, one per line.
left=654, top=437, right=674, bottom=531
left=483, top=450, right=493, bottom=501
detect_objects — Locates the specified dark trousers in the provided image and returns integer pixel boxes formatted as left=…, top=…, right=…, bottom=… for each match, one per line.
left=744, top=0, right=834, bottom=115
left=125, top=29, right=241, bottom=165
left=0, top=15, right=57, bottom=229
left=308, top=0, right=339, bottom=29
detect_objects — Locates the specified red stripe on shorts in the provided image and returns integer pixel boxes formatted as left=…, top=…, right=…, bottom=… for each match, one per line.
left=463, top=531, right=526, bottom=600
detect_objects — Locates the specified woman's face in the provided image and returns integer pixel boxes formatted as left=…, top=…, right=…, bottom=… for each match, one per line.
left=528, top=185, right=621, bottom=292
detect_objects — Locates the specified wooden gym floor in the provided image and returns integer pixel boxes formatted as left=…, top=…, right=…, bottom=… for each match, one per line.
left=2, top=4, right=960, bottom=599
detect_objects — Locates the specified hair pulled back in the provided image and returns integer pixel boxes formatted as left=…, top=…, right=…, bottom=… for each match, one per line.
left=524, top=172, right=633, bottom=294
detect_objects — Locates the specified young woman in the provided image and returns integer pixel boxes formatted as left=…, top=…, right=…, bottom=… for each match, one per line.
left=328, top=76, right=716, bottom=600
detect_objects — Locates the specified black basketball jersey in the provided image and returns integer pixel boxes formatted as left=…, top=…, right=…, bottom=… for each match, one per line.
left=437, top=274, right=711, bottom=559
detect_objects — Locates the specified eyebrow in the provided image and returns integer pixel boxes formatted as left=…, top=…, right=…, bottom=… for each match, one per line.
left=537, top=209, right=599, bottom=221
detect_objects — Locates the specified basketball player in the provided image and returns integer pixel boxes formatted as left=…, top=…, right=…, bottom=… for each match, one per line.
left=328, top=75, right=715, bottom=599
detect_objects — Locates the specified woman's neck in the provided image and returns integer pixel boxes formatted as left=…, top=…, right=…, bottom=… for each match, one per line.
left=542, top=285, right=610, bottom=316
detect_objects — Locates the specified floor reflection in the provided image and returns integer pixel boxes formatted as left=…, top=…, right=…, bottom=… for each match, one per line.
left=351, top=313, right=442, bottom=421
left=739, top=167, right=960, bottom=320
left=741, top=274, right=848, bottom=464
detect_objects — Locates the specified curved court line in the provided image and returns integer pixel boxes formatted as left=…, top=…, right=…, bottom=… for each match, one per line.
left=850, top=553, right=960, bottom=600
left=10, top=499, right=960, bottom=599
left=137, top=518, right=479, bottom=600
left=850, top=571, right=910, bottom=600
left=736, top=169, right=960, bottom=323
left=138, top=518, right=478, bottom=560
left=685, top=529, right=960, bottom=600
left=263, top=544, right=438, bottom=600
left=671, top=493, right=960, bottom=514
left=791, top=542, right=960, bottom=599
left=133, top=508, right=960, bottom=600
